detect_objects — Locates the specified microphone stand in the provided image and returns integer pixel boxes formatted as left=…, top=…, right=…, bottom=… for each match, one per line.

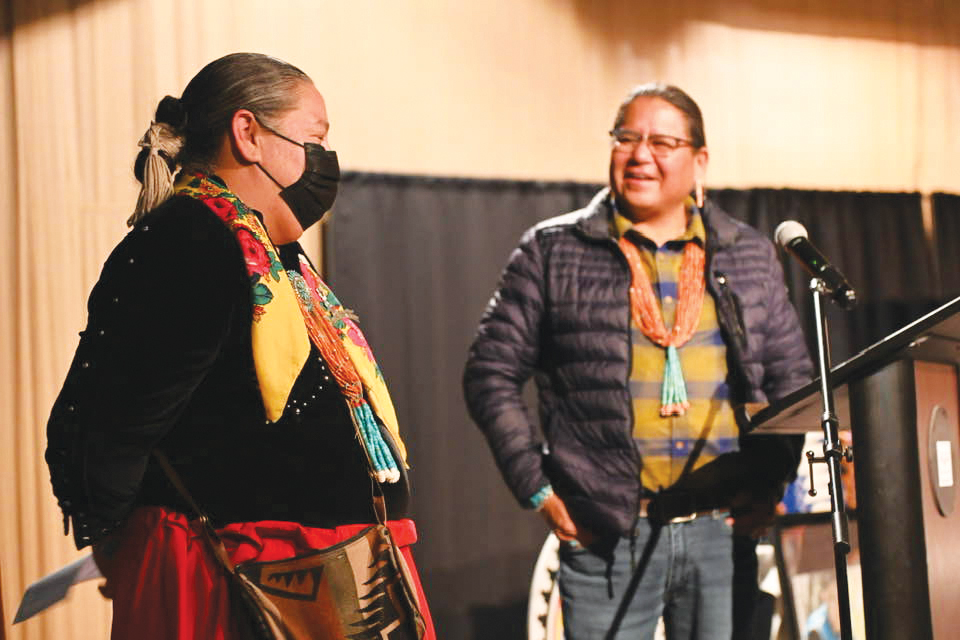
left=807, top=277, right=854, bottom=640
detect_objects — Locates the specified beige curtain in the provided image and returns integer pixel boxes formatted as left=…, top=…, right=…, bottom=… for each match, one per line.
left=2, top=0, right=959, bottom=637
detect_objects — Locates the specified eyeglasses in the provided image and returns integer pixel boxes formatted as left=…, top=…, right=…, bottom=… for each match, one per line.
left=609, top=128, right=694, bottom=156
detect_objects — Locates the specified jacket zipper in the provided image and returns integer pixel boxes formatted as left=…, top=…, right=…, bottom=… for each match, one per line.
left=610, top=236, right=645, bottom=557
left=609, top=238, right=642, bottom=472
left=713, top=270, right=747, bottom=352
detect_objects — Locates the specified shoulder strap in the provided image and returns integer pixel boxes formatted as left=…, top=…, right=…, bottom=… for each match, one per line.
left=152, top=450, right=237, bottom=572
left=154, top=444, right=388, bottom=546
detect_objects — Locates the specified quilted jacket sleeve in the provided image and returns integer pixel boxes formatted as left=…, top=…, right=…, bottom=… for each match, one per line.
left=463, top=228, right=550, bottom=507
left=740, top=241, right=813, bottom=491
left=759, top=245, right=813, bottom=402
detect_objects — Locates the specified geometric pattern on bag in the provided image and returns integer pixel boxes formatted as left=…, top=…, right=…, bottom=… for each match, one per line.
left=234, top=524, right=423, bottom=639
left=151, top=451, right=425, bottom=640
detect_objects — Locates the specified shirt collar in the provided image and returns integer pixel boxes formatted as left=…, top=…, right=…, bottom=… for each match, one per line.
left=612, top=198, right=707, bottom=246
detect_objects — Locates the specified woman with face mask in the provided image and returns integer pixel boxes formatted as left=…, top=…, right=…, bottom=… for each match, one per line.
left=45, top=53, right=434, bottom=639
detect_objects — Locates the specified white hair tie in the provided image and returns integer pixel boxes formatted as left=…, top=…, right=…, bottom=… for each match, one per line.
left=129, top=122, right=185, bottom=226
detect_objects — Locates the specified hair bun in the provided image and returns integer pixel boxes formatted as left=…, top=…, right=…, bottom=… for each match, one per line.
left=155, top=95, right=187, bottom=130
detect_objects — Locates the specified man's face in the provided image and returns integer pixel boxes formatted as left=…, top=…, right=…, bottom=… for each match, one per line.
left=609, top=96, right=708, bottom=222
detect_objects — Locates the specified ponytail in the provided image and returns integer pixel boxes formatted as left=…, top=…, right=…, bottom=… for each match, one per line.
left=129, top=96, right=186, bottom=226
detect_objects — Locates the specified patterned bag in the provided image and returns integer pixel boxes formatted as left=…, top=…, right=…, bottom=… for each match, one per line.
left=154, top=452, right=426, bottom=640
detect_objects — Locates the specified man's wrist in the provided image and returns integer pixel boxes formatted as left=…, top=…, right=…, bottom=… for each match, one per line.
left=527, top=484, right=554, bottom=511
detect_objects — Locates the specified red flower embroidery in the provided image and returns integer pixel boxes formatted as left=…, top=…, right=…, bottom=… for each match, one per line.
left=237, top=228, right=271, bottom=276
left=346, top=321, right=375, bottom=363
left=300, top=259, right=320, bottom=293
left=206, top=197, right=237, bottom=222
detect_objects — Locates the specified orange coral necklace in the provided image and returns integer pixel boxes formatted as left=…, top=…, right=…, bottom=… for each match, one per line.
left=618, top=235, right=706, bottom=416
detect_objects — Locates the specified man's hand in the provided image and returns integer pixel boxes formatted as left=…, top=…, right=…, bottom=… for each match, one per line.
left=539, top=493, right=595, bottom=547
left=726, top=489, right=780, bottom=538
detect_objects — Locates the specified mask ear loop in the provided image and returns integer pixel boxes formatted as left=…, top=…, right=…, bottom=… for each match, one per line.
left=254, top=115, right=306, bottom=149
left=255, top=161, right=286, bottom=190
left=252, top=116, right=307, bottom=190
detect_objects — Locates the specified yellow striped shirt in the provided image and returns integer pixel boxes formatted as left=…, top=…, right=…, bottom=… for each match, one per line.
left=614, top=208, right=739, bottom=492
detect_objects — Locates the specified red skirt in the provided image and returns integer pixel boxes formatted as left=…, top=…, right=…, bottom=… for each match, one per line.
left=103, top=506, right=436, bottom=639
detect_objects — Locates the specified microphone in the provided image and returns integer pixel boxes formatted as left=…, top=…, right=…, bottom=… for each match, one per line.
left=775, top=220, right=857, bottom=309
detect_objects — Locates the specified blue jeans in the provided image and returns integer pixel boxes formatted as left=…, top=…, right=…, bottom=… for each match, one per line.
left=559, top=515, right=734, bottom=640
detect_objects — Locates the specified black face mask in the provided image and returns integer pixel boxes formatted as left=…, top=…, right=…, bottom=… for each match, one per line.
left=256, top=125, right=340, bottom=231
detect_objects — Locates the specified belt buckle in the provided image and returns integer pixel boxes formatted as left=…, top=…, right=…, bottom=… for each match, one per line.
left=648, top=491, right=698, bottom=525
left=667, top=511, right=699, bottom=524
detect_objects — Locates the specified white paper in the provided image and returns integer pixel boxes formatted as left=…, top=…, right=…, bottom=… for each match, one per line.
left=937, top=440, right=955, bottom=488
left=14, top=553, right=103, bottom=624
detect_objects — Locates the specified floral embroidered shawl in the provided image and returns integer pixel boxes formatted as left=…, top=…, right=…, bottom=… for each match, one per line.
left=174, top=173, right=406, bottom=481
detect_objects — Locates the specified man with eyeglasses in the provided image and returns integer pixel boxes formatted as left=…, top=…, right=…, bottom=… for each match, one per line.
left=464, top=83, right=810, bottom=639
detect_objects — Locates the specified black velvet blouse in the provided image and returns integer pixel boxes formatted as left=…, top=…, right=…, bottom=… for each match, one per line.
left=45, top=195, right=409, bottom=550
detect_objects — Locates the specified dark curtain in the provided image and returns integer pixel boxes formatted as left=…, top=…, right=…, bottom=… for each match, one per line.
left=710, top=188, right=937, bottom=363
left=327, top=174, right=937, bottom=638
left=933, top=192, right=960, bottom=300
left=326, top=173, right=599, bottom=638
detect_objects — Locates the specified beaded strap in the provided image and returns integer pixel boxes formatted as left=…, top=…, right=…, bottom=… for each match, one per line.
left=288, top=266, right=400, bottom=483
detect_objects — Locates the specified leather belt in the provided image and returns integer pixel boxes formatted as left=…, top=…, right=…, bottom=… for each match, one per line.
left=638, top=496, right=728, bottom=525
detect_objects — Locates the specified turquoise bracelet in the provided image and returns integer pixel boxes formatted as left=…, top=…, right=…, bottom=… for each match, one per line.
left=527, top=485, right=554, bottom=511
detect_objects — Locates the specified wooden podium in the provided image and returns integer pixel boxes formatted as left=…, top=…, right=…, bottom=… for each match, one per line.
left=748, top=297, right=960, bottom=640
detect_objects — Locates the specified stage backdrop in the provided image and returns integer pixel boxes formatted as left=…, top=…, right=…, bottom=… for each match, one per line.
left=327, top=172, right=940, bottom=638
left=933, top=193, right=960, bottom=300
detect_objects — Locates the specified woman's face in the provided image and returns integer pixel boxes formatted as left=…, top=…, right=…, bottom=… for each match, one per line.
left=258, top=81, right=330, bottom=189
left=609, top=96, right=708, bottom=222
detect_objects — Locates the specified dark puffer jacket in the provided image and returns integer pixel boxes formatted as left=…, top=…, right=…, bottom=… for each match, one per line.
left=463, top=189, right=812, bottom=537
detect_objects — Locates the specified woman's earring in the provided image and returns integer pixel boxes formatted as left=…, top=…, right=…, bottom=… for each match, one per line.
left=695, top=181, right=705, bottom=209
